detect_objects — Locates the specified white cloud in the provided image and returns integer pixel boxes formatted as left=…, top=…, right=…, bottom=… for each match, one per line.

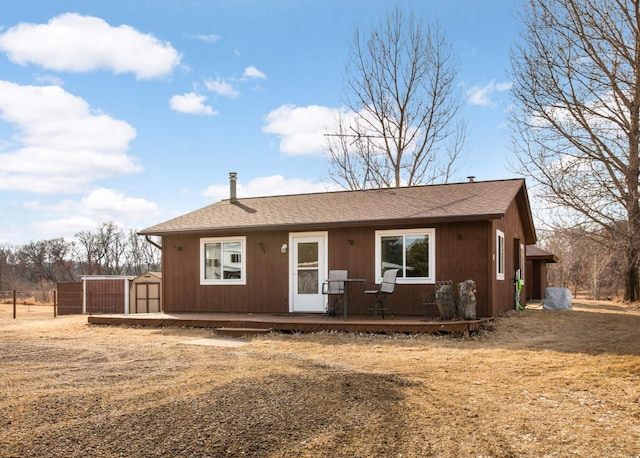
left=202, top=175, right=339, bottom=200
left=27, top=188, right=158, bottom=218
left=31, top=215, right=100, bottom=240
left=204, top=77, right=241, bottom=98
left=193, top=33, right=221, bottom=43
left=243, top=66, right=267, bottom=79
left=0, top=13, right=181, bottom=80
left=262, top=104, right=342, bottom=156
left=169, top=92, right=218, bottom=116
left=466, top=80, right=513, bottom=107
left=0, top=81, right=139, bottom=194
left=33, top=74, right=64, bottom=86
left=80, top=188, right=158, bottom=217
left=24, top=188, right=159, bottom=240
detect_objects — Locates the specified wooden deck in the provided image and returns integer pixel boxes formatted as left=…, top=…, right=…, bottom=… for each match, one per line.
left=87, top=312, right=491, bottom=337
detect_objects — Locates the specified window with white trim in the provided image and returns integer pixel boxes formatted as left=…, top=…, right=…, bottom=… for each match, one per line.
left=496, top=230, right=505, bottom=280
left=200, top=236, right=246, bottom=285
left=375, top=229, right=435, bottom=284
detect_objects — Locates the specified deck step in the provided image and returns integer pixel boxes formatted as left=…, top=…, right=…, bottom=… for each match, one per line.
left=216, top=327, right=273, bottom=337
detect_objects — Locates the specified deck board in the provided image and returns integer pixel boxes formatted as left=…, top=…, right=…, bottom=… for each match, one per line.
left=87, top=312, right=490, bottom=336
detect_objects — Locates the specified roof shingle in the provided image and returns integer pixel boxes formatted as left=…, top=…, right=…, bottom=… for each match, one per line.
left=140, top=179, right=530, bottom=235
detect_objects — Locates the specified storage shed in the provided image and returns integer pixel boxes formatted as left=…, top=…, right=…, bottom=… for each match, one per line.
left=83, top=276, right=134, bottom=314
left=129, top=272, right=162, bottom=313
left=525, top=245, right=558, bottom=300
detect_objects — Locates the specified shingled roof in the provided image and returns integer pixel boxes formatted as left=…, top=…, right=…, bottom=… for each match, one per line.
left=526, top=245, right=558, bottom=262
left=140, top=178, right=536, bottom=242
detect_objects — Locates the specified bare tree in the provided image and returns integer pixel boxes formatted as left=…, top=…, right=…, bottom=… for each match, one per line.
left=510, top=0, right=640, bottom=301
left=75, top=222, right=124, bottom=275
left=75, top=223, right=161, bottom=276
left=0, top=244, right=17, bottom=290
left=123, top=230, right=161, bottom=275
left=542, top=226, right=624, bottom=299
left=18, top=238, right=75, bottom=283
left=97, top=222, right=126, bottom=275
left=0, top=223, right=161, bottom=301
left=75, top=229, right=99, bottom=275
left=326, top=8, right=466, bottom=190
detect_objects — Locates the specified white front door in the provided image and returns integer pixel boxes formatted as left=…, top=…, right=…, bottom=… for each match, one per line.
left=290, top=232, right=327, bottom=313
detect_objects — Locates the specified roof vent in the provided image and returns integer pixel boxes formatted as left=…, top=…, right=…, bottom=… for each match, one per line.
left=467, top=176, right=475, bottom=182
left=229, top=172, right=238, bottom=203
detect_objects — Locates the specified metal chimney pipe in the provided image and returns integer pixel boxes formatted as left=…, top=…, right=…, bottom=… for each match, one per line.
left=229, top=172, right=238, bottom=203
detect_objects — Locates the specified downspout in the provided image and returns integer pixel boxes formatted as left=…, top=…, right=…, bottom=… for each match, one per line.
left=143, top=234, right=163, bottom=313
left=145, top=235, right=162, bottom=250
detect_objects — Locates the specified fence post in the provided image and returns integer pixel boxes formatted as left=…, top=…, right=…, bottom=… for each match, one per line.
left=53, top=290, right=57, bottom=318
left=13, top=289, right=16, bottom=319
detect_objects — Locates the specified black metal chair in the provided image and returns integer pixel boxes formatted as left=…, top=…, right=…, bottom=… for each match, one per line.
left=322, top=270, right=347, bottom=317
left=365, top=269, right=399, bottom=319
left=421, top=291, right=439, bottom=321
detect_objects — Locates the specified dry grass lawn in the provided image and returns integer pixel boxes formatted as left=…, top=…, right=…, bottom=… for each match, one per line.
left=1, top=300, right=639, bottom=457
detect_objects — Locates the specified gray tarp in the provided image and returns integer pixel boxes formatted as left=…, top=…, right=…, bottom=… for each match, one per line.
left=543, top=287, right=573, bottom=310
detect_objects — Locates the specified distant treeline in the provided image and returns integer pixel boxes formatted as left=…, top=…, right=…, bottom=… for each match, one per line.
left=541, top=226, right=627, bottom=301
left=0, top=222, right=161, bottom=293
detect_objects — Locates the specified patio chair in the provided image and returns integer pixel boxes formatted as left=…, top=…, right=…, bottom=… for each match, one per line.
left=421, top=291, right=439, bottom=321
left=322, top=270, right=347, bottom=317
left=365, top=268, right=399, bottom=319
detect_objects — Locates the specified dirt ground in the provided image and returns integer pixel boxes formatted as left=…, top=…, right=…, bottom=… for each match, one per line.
left=1, top=301, right=639, bottom=457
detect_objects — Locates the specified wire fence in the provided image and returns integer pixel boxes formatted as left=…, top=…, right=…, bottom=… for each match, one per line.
left=0, top=290, right=57, bottom=319
left=1, top=286, right=140, bottom=319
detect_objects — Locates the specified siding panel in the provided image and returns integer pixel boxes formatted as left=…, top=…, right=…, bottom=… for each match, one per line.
left=162, top=216, right=518, bottom=317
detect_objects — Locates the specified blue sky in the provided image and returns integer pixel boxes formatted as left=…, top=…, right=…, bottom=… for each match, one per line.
left=0, top=0, right=521, bottom=245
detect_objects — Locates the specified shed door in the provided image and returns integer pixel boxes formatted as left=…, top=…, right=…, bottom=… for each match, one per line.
left=290, top=233, right=327, bottom=313
left=135, top=282, right=161, bottom=313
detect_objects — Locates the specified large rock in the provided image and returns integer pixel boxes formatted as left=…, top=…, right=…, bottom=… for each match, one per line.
left=435, top=281, right=456, bottom=320
left=458, top=280, right=477, bottom=320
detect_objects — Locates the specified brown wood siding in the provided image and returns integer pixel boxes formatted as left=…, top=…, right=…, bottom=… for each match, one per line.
left=163, top=232, right=290, bottom=314
left=326, top=223, right=492, bottom=316
left=163, top=222, right=497, bottom=317
left=433, top=221, right=491, bottom=317
left=86, top=279, right=126, bottom=314
left=56, top=281, right=83, bottom=315
left=526, top=259, right=547, bottom=300
left=326, top=227, right=375, bottom=316
left=490, top=198, right=528, bottom=315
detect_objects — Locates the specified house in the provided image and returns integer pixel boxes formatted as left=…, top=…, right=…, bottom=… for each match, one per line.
left=139, top=174, right=536, bottom=317
left=525, top=245, right=558, bottom=300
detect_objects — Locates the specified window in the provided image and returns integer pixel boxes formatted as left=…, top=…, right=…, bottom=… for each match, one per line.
left=496, top=230, right=505, bottom=280
left=200, top=236, right=246, bottom=285
left=375, top=229, right=435, bottom=284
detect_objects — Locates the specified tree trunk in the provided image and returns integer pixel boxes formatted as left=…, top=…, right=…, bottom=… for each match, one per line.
left=625, top=247, right=640, bottom=301
left=627, top=18, right=640, bottom=302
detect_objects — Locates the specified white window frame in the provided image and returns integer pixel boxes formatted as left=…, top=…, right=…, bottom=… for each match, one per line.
left=496, top=230, right=505, bottom=281
left=519, top=242, right=525, bottom=284
left=200, top=236, right=246, bottom=285
left=375, top=228, right=436, bottom=284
